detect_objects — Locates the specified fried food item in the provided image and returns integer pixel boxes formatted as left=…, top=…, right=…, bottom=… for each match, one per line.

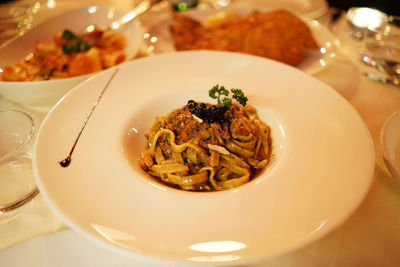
left=170, top=9, right=319, bottom=66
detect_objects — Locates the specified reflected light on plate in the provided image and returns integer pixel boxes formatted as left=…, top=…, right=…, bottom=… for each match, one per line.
left=91, top=224, right=136, bottom=245
left=150, top=36, right=158, bottom=43
left=147, top=45, right=154, bottom=53
left=46, top=0, right=56, bottom=9
left=32, top=2, right=41, bottom=13
left=147, top=181, right=167, bottom=191
left=107, top=7, right=116, bottom=20
left=310, top=20, right=319, bottom=27
left=189, top=241, right=246, bottom=253
left=320, top=47, right=327, bottom=54
left=88, top=6, right=98, bottom=14
left=217, top=0, right=231, bottom=7
left=111, top=21, right=120, bottom=30
left=305, top=219, right=328, bottom=238
left=25, top=53, right=34, bottom=61
left=319, top=59, right=326, bottom=66
left=121, top=11, right=135, bottom=25
left=128, top=127, right=138, bottom=135
left=85, top=25, right=96, bottom=33
left=189, top=255, right=241, bottom=262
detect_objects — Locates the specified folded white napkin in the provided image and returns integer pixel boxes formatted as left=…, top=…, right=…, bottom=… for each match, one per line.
left=0, top=193, right=67, bottom=250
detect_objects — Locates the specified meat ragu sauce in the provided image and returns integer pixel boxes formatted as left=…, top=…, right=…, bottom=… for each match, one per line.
left=170, top=9, right=319, bottom=66
left=162, top=102, right=234, bottom=146
left=139, top=99, right=273, bottom=191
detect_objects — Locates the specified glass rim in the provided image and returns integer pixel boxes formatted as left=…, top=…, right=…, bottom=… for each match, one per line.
left=0, top=3, right=32, bottom=8
left=346, top=6, right=389, bottom=36
left=0, top=3, right=32, bottom=20
left=0, top=110, right=35, bottom=163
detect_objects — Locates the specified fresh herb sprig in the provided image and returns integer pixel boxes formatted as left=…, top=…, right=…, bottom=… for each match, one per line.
left=36, top=66, right=55, bottom=80
left=209, top=85, right=248, bottom=109
left=61, top=29, right=77, bottom=41
left=61, top=29, right=91, bottom=55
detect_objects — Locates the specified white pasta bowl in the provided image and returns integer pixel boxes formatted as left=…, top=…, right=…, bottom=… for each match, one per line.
left=0, top=5, right=143, bottom=110
left=33, top=51, right=375, bottom=266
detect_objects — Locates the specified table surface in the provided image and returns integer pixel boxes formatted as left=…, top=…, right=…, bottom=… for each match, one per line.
left=1, top=0, right=400, bottom=266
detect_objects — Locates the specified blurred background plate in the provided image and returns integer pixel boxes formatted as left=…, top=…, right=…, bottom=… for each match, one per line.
left=0, top=5, right=143, bottom=110
left=233, top=0, right=329, bottom=19
left=145, top=4, right=340, bottom=74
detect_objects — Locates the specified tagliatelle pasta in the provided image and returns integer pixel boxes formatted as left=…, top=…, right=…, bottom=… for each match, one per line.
left=1, top=29, right=126, bottom=81
left=139, top=94, right=273, bottom=192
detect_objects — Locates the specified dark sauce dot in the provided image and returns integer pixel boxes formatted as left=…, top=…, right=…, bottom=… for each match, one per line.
left=59, top=156, right=71, bottom=167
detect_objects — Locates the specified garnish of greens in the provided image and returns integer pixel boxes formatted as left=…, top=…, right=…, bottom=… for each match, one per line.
left=36, top=66, right=55, bottom=80
left=61, top=29, right=91, bottom=55
left=187, top=85, right=248, bottom=124
left=209, top=85, right=248, bottom=109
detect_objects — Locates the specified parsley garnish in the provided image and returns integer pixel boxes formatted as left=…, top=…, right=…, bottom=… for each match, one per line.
left=61, top=44, right=74, bottom=55
left=231, top=88, right=248, bottom=106
left=36, top=66, right=56, bottom=80
left=209, top=85, right=248, bottom=109
left=61, top=29, right=77, bottom=41
left=61, top=29, right=91, bottom=55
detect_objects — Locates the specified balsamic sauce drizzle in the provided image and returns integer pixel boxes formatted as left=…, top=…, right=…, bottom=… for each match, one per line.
left=59, top=68, right=120, bottom=167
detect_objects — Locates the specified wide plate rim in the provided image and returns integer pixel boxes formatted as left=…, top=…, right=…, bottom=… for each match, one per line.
left=33, top=51, right=375, bottom=266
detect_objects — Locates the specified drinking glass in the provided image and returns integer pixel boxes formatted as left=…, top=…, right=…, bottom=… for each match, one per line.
left=361, top=15, right=400, bottom=76
left=346, top=7, right=387, bottom=40
left=0, top=3, right=33, bottom=45
left=0, top=110, right=38, bottom=213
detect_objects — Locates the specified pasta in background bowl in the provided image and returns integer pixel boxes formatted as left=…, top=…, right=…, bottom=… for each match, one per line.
left=0, top=5, right=143, bottom=110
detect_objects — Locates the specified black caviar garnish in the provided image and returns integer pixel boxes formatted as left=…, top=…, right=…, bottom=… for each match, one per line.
left=187, top=100, right=228, bottom=124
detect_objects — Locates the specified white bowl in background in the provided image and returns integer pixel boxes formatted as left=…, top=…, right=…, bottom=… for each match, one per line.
left=0, top=5, right=143, bottom=110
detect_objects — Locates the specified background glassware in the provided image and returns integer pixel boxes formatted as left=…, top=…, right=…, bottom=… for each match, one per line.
left=381, top=109, right=400, bottom=182
left=361, top=15, right=400, bottom=76
left=346, top=7, right=387, bottom=39
left=0, top=110, right=38, bottom=213
left=0, top=3, right=33, bottom=45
